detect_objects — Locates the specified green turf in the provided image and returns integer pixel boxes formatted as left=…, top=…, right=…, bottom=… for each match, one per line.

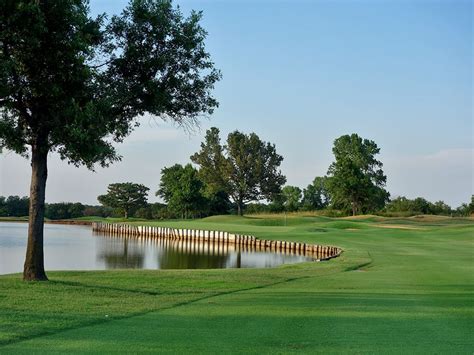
left=0, top=215, right=473, bottom=353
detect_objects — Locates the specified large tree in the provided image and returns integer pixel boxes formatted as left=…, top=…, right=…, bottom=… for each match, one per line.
left=0, top=0, right=220, bottom=280
left=226, top=130, right=286, bottom=214
left=326, top=134, right=389, bottom=216
left=98, top=183, right=149, bottom=219
left=190, top=127, right=229, bottom=196
left=191, top=127, right=286, bottom=215
left=157, top=164, right=206, bottom=219
left=189, top=127, right=231, bottom=214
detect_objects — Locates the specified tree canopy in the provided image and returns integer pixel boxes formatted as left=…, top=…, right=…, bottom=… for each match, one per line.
left=0, top=0, right=220, bottom=280
left=189, top=127, right=231, bottom=215
left=455, top=196, right=474, bottom=217
left=157, top=164, right=206, bottom=218
left=301, top=176, right=330, bottom=211
left=326, top=134, right=389, bottom=215
left=0, top=195, right=29, bottom=217
left=45, top=202, right=85, bottom=220
left=191, top=127, right=286, bottom=215
left=98, top=183, right=149, bottom=218
left=190, top=127, right=229, bottom=196
left=281, top=186, right=302, bottom=212
left=385, top=196, right=457, bottom=216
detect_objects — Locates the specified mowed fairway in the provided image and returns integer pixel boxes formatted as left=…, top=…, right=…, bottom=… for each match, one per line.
left=0, top=215, right=473, bottom=353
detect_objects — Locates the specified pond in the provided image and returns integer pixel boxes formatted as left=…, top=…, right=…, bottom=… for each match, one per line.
left=0, top=222, right=315, bottom=275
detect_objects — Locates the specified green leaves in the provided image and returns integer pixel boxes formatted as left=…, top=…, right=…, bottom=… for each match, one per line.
left=157, top=164, right=206, bottom=218
left=191, top=127, right=286, bottom=214
left=0, top=0, right=220, bottom=167
left=225, top=130, right=286, bottom=206
left=326, top=134, right=389, bottom=215
left=0, top=0, right=220, bottom=281
left=301, top=176, right=330, bottom=211
left=98, top=182, right=149, bottom=218
left=104, top=0, right=221, bottom=124
left=190, top=127, right=229, bottom=197
left=281, top=186, right=302, bottom=212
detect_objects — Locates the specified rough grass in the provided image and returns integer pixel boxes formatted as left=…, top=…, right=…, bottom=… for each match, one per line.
left=0, top=216, right=473, bottom=353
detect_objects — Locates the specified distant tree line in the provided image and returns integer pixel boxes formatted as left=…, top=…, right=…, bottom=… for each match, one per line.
left=2, top=132, right=472, bottom=221
left=95, top=130, right=472, bottom=218
left=245, top=192, right=472, bottom=217
left=2, top=191, right=470, bottom=220
left=0, top=196, right=29, bottom=217
left=0, top=196, right=109, bottom=220
left=384, top=196, right=473, bottom=217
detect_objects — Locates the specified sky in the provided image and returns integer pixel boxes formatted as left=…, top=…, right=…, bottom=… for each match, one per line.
left=0, top=0, right=472, bottom=208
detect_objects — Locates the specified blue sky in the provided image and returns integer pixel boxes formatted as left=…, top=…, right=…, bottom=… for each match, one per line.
left=1, top=0, right=472, bottom=207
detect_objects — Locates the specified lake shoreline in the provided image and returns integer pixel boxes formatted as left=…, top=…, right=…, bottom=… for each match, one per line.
left=0, top=218, right=92, bottom=226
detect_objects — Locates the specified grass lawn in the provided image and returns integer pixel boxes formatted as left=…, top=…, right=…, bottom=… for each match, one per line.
left=0, top=215, right=473, bottom=353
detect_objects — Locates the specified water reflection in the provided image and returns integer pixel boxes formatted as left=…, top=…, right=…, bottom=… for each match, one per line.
left=94, top=233, right=315, bottom=269
left=97, top=239, right=145, bottom=269
left=0, top=222, right=317, bottom=275
left=157, top=239, right=230, bottom=269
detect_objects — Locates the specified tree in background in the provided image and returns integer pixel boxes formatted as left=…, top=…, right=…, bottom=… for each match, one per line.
left=82, top=205, right=113, bottom=218
left=431, top=201, right=452, bottom=215
left=267, top=194, right=286, bottom=213
left=301, top=176, right=330, bottom=211
left=0, top=196, right=6, bottom=216
left=385, top=196, right=412, bottom=213
left=226, top=131, right=286, bottom=215
left=0, top=196, right=30, bottom=217
left=190, top=127, right=231, bottom=214
left=157, top=164, right=206, bottom=219
left=0, top=0, right=220, bottom=280
left=98, top=183, right=149, bottom=219
left=45, top=202, right=85, bottom=220
left=205, top=190, right=232, bottom=216
left=190, top=127, right=229, bottom=195
left=326, top=134, right=389, bottom=216
left=281, top=186, right=302, bottom=212
left=411, top=197, right=432, bottom=214
left=455, top=196, right=474, bottom=216
left=192, top=128, right=286, bottom=215
left=133, top=202, right=173, bottom=220
left=385, top=196, right=454, bottom=216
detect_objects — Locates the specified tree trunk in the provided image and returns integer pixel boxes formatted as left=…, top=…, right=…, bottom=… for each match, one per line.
left=23, top=144, right=48, bottom=281
left=124, top=209, right=128, bottom=219
left=237, top=202, right=243, bottom=216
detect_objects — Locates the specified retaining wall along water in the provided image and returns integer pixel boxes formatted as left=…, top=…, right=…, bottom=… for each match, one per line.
left=92, top=222, right=342, bottom=261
